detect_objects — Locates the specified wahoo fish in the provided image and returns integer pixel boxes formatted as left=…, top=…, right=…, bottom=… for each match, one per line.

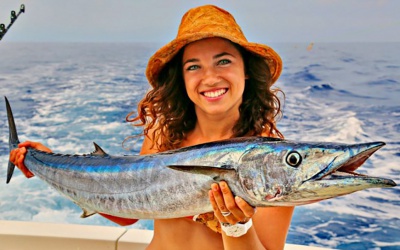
left=5, top=97, right=396, bottom=220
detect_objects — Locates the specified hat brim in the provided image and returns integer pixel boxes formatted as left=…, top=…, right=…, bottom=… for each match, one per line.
left=146, top=33, right=282, bottom=87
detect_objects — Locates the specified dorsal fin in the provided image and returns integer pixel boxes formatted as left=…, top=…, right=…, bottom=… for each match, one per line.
left=91, top=142, right=108, bottom=156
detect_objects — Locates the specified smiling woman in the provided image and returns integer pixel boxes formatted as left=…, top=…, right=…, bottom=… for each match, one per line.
left=129, top=5, right=291, bottom=250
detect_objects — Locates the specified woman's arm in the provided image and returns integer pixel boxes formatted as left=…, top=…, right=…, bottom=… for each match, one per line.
left=253, top=206, right=294, bottom=250
left=140, top=129, right=161, bottom=155
left=209, top=181, right=265, bottom=249
left=210, top=181, right=294, bottom=250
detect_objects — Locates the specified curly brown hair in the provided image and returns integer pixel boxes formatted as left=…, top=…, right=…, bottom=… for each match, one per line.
left=127, top=43, right=284, bottom=151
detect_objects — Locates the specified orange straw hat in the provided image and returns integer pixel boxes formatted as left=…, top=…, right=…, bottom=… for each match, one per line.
left=146, top=4, right=283, bottom=88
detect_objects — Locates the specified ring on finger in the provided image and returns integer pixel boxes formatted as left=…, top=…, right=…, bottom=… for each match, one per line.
left=240, top=217, right=250, bottom=223
left=221, top=211, right=231, bottom=217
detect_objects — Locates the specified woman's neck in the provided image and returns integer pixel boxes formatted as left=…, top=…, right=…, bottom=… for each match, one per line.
left=184, top=111, right=239, bottom=146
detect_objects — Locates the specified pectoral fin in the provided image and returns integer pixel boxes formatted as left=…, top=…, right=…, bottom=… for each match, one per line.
left=81, top=208, right=139, bottom=226
left=167, top=165, right=236, bottom=176
left=98, top=213, right=139, bottom=226
left=80, top=208, right=97, bottom=218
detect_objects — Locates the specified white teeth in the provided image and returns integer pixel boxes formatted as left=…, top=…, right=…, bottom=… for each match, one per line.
left=203, top=89, right=227, bottom=98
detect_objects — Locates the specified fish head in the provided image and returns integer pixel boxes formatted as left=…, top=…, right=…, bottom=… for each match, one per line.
left=238, top=139, right=396, bottom=206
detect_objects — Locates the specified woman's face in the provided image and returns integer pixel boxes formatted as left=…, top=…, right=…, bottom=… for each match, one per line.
left=182, top=37, right=246, bottom=118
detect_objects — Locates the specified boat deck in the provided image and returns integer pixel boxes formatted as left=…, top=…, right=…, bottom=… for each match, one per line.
left=0, top=220, right=332, bottom=249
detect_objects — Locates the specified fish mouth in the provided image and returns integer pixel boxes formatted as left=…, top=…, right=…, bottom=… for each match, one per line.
left=306, top=141, right=396, bottom=187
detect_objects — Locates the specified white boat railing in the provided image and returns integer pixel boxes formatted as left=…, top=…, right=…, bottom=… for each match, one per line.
left=0, top=220, right=332, bottom=250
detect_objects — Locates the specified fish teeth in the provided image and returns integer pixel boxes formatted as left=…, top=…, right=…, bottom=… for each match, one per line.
left=203, top=89, right=227, bottom=98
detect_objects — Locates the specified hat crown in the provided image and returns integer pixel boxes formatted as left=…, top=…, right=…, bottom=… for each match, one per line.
left=146, top=5, right=282, bottom=87
left=176, top=5, right=247, bottom=42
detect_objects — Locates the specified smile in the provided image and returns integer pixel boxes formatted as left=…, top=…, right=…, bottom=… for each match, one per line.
left=202, top=88, right=228, bottom=98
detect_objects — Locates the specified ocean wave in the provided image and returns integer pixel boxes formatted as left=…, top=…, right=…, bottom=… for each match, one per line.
left=302, top=83, right=384, bottom=102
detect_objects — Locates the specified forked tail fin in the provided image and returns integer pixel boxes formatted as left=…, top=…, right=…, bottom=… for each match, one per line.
left=5, top=97, right=20, bottom=183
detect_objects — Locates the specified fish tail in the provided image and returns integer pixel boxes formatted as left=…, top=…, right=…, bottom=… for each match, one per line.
left=5, top=96, right=20, bottom=184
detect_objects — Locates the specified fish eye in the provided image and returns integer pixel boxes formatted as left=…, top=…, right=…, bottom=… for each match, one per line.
left=286, top=151, right=302, bottom=167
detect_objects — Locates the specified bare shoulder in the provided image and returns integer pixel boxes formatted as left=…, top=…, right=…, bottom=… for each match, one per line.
left=139, top=127, right=160, bottom=155
left=260, top=130, right=282, bottom=139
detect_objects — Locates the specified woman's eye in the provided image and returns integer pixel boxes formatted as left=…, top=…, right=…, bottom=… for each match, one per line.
left=186, top=65, right=200, bottom=71
left=218, top=59, right=231, bottom=65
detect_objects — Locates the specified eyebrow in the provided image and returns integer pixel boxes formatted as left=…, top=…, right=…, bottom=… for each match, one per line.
left=214, top=52, right=234, bottom=59
left=182, top=52, right=235, bottom=66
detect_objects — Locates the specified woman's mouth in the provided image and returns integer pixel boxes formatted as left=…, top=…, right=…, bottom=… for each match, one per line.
left=202, top=88, right=228, bottom=98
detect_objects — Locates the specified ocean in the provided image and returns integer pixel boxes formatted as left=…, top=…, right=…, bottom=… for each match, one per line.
left=0, top=42, right=399, bottom=249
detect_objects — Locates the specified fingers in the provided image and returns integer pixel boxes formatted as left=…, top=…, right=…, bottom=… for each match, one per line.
left=209, top=181, right=256, bottom=225
left=19, top=141, right=52, bottom=153
left=9, top=147, right=25, bottom=166
left=9, top=141, right=51, bottom=179
left=235, top=196, right=256, bottom=218
left=15, top=141, right=51, bottom=178
left=10, top=141, right=46, bottom=178
left=209, top=185, right=233, bottom=223
left=16, top=148, right=34, bottom=178
left=9, top=147, right=34, bottom=178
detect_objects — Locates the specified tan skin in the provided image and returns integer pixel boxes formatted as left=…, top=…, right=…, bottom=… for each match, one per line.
left=9, top=38, right=294, bottom=250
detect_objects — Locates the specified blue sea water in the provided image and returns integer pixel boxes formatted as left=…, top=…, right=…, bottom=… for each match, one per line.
left=0, top=42, right=399, bottom=249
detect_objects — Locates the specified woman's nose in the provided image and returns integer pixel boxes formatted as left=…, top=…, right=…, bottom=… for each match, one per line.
left=201, top=67, right=220, bottom=86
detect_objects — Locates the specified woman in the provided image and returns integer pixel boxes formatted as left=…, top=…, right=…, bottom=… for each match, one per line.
left=10, top=5, right=294, bottom=250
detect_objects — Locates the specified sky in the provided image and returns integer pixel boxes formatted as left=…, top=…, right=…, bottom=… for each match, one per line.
left=0, top=0, right=399, bottom=43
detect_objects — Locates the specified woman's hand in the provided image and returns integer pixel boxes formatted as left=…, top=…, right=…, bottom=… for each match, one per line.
left=9, top=141, right=52, bottom=178
left=209, top=181, right=256, bottom=225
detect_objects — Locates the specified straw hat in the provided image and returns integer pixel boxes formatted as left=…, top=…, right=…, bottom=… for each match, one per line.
left=146, top=5, right=282, bottom=88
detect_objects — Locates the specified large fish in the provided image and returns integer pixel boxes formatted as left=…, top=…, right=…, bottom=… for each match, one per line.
left=5, top=97, right=396, bottom=220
